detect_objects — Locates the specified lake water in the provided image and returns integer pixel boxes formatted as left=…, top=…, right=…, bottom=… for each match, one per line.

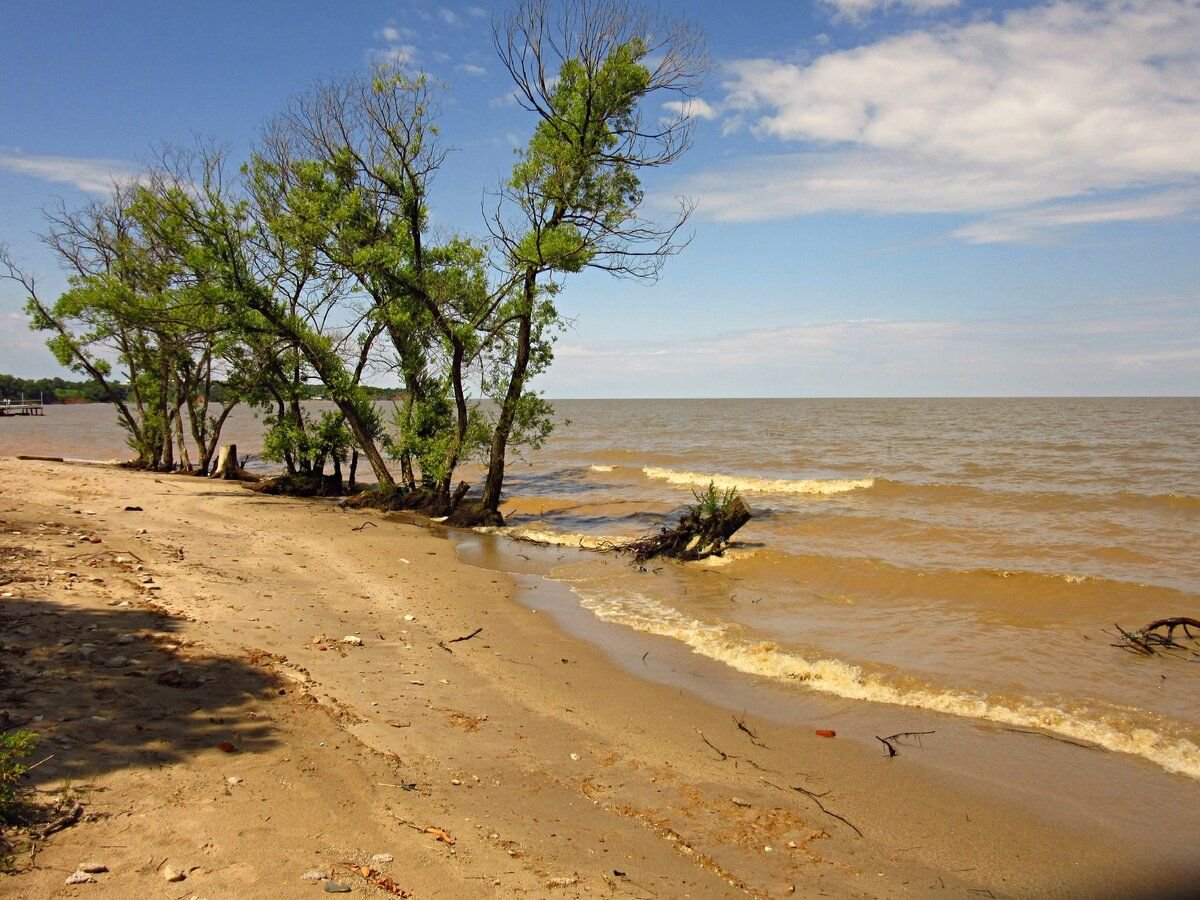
left=4, top=397, right=1198, bottom=778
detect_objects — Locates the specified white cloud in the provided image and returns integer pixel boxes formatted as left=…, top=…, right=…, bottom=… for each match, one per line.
left=542, top=299, right=1200, bottom=396
left=372, top=44, right=418, bottom=67
left=0, top=152, right=141, bottom=194
left=438, top=8, right=461, bottom=26
left=662, top=98, right=718, bottom=120
left=467, top=6, right=488, bottom=17
left=821, top=0, right=960, bottom=21
left=698, top=0, right=1200, bottom=240
left=456, top=63, right=487, bottom=76
left=953, top=189, right=1200, bottom=244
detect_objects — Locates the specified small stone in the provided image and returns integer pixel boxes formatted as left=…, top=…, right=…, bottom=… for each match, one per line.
left=403, top=614, right=415, bottom=622
left=66, top=871, right=96, bottom=884
left=225, top=776, right=243, bottom=785
left=323, top=881, right=352, bottom=893
left=78, top=862, right=108, bottom=874
left=117, top=634, right=136, bottom=644
left=300, top=870, right=326, bottom=882
left=162, top=866, right=186, bottom=882
left=370, top=853, right=393, bottom=864
left=105, top=656, right=129, bottom=668
left=341, top=635, right=363, bottom=646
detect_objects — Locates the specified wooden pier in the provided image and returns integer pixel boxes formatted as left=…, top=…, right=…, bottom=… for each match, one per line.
left=0, top=399, right=45, bottom=417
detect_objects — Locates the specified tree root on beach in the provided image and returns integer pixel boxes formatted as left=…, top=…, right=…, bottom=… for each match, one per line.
left=623, top=496, right=752, bottom=564
left=875, top=731, right=935, bottom=758
left=1109, top=617, right=1200, bottom=659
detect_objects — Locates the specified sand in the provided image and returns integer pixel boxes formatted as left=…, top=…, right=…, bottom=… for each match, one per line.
left=1, top=457, right=1197, bottom=899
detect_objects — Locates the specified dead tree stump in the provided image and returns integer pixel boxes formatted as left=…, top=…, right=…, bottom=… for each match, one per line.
left=627, top=496, right=752, bottom=563
left=211, top=444, right=241, bottom=480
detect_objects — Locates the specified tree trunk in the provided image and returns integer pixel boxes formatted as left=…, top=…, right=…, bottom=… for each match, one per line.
left=212, top=444, right=241, bottom=480
left=481, top=290, right=534, bottom=514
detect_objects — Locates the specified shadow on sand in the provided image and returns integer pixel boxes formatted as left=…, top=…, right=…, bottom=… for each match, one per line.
left=1, top=593, right=282, bottom=791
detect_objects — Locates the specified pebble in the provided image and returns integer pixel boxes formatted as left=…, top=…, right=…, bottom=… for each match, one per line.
left=370, top=853, right=393, bottom=864
left=300, top=870, right=327, bottom=882
left=341, top=635, right=363, bottom=646
left=403, top=614, right=415, bottom=622
left=323, top=881, right=352, bottom=893
left=117, top=634, right=136, bottom=644
left=162, top=866, right=186, bottom=882
left=226, top=776, right=243, bottom=785
left=65, top=871, right=96, bottom=884
left=78, top=862, right=109, bottom=873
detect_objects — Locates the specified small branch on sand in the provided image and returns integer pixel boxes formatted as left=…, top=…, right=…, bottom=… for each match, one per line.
left=734, top=713, right=768, bottom=749
left=1109, top=617, right=1200, bottom=658
left=32, top=802, right=83, bottom=839
left=697, top=728, right=731, bottom=761
left=761, top=778, right=863, bottom=838
left=876, top=731, right=935, bottom=758
left=351, top=521, right=378, bottom=532
left=437, top=626, right=483, bottom=653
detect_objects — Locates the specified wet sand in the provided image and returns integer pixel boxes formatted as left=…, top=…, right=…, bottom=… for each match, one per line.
left=2, top=457, right=1197, bottom=898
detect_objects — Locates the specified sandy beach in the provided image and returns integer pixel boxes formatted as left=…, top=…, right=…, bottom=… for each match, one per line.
left=2, top=456, right=1198, bottom=899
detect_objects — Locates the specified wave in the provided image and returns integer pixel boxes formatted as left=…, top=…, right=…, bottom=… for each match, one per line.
left=570, top=587, right=1200, bottom=780
left=641, top=466, right=874, bottom=496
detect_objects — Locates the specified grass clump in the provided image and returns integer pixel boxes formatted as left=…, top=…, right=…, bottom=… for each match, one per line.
left=690, top=481, right=739, bottom=518
left=0, top=728, right=37, bottom=824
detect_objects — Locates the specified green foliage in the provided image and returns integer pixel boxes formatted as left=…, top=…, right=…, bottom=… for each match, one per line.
left=690, top=481, right=739, bottom=519
left=0, top=728, right=37, bottom=824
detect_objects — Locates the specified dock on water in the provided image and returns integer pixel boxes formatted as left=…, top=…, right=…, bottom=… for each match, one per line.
left=0, top=399, right=46, bottom=417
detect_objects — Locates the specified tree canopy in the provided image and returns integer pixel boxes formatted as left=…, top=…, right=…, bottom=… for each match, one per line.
left=2, top=0, right=707, bottom=519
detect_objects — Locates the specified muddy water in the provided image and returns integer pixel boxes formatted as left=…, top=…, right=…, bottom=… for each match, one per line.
left=5, top=397, right=1199, bottom=778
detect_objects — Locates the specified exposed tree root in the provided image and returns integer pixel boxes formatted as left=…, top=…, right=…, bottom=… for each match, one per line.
left=1109, top=617, right=1200, bottom=659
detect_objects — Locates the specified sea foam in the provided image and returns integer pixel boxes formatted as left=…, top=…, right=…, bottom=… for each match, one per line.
left=642, top=466, right=873, bottom=496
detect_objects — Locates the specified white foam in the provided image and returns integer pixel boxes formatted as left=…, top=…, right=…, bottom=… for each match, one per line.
left=642, top=466, right=873, bottom=496
left=572, top=587, right=1200, bottom=780
left=589, top=464, right=615, bottom=472
left=506, top=527, right=629, bottom=551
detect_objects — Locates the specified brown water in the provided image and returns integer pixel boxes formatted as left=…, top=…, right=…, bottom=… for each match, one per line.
left=5, top=398, right=1199, bottom=778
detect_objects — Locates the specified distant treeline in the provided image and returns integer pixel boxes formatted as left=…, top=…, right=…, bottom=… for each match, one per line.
left=0, top=374, right=405, bottom=405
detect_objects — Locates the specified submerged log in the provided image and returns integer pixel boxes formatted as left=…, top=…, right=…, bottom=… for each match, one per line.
left=626, top=496, right=752, bottom=563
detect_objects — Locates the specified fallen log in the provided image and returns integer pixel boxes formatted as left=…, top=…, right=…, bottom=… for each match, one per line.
left=625, top=493, right=752, bottom=563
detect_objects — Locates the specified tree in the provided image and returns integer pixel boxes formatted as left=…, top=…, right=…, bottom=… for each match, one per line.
left=480, top=0, right=707, bottom=514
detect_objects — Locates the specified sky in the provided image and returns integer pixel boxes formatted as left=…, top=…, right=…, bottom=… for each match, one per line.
left=1, top=0, right=1198, bottom=397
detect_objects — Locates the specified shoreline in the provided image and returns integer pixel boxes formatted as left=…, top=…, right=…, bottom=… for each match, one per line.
left=2, top=457, right=1198, bottom=898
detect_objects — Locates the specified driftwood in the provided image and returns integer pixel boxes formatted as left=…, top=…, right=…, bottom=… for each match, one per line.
left=1110, top=617, right=1200, bottom=658
left=625, top=496, right=752, bottom=563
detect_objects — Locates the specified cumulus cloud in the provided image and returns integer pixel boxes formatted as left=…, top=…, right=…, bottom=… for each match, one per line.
left=0, top=152, right=141, bottom=194
left=693, top=0, right=1200, bottom=240
left=662, top=98, right=718, bottom=120
left=456, top=63, right=487, bottom=76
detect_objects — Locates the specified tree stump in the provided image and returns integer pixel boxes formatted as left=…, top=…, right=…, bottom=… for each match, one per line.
left=211, top=444, right=241, bottom=480
left=627, top=496, right=752, bottom=563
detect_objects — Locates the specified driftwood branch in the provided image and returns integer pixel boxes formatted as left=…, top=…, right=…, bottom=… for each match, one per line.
left=438, top=627, right=483, bottom=653
left=760, top=778, right=863, bottom=838
left=734, top=713, right=767, bottom=748
left=876, top=731, right=935, bottom=758
left=625, top=496, right=752, bottom=563
left=1110, top=617, right=1200, bottom=658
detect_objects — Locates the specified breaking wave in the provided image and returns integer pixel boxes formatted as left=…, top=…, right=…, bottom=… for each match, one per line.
left=641, top=466, right=874, bottom=496
left=571, top=587, right=1200, bottom=780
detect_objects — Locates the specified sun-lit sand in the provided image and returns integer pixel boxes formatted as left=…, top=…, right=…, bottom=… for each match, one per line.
left=3, top=457, right=1198, bottom=898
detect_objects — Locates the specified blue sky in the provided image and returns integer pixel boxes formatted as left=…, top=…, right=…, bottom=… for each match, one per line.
left=2, top=0, right=1198, bottom=396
